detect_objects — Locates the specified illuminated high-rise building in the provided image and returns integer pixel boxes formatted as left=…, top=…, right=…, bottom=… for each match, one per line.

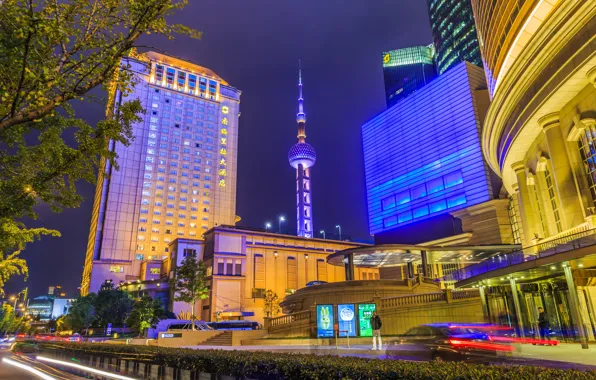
left=427, top=0, right=483, bottom=75
left=382, top=45, right=437, bottom=107
left=288, top=64, right=316, bottom=238
left=81, top=51, right=241, bottom=295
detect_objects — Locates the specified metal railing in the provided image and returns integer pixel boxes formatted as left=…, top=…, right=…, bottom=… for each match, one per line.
left=451, top=289, right=480, bottom=300
left=443, top=228, right=596, bottom=283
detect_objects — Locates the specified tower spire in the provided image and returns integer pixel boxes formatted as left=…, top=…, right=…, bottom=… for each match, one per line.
left=297, top=60, right=306, bottom=127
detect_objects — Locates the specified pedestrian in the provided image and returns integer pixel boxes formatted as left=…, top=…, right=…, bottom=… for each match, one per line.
left=370, top=310, right=382, bottom=350
left=537, top=307, right=551, bottom=342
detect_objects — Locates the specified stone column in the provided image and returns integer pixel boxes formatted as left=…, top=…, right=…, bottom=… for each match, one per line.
left=420, top=250, right=429, bottom=278
left=563, top=264, right=589, bottom=349
left=344, top=253, right=354, bottom=281
left=540, top=113, right=585, bottom=228
left=406, top=261, right=414, bottom=279
left=509, top=278, right=525, bottom=339
left=512, top=163, right=538, bottom=248
left=479, top=286, right=489, bottom=322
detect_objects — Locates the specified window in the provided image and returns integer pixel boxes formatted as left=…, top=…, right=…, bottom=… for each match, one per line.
left=426, top=177, right=444, bottom=194
left=429, top=200, right=447, bottom=213
left=317, top=259, right=327, bottom=282
left=396, top=190, right=410, bottom=205
left=183, top=248, right=196, bottom=257
left=508, top=197, right=522, bottom=244
left=150, top=268, right=160, bottom=275
left=381, top=195, right=396, bottom=210
left=109, top=266, right=124, bottom=273
left=235, top=260, right=242, bottom=276
left=444, top=171, right=463, bottom=188
left=544, top=166, right=562, bottom=233
left=136, top=254, right=144, bottom=260
left=579, top=128, right=596, bottom=206
left=530, top=182, right=547, bottom=237
left=383, top=216, right=398, bottom=228
left=254, top=254, right=265, bottom=289
left=217, top=259, right=224, bottom=275
left=447, top=194, right=467, bottom=208
left=411, top=184, right=426, bottom=200
left=398, top=211, right=412, bottom=223
left=413, top=205, right=429, bottom=218
left=287, top=257, right=297, bottom=291
left=226, top=261, right=233, bottom=275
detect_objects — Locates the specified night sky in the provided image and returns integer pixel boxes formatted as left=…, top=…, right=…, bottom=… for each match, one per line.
left=7, top=1, right=432, bottom=298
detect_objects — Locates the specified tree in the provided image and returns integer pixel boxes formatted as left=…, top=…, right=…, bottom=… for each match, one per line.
left=94, top=284, right=133, bottom=327
left=64, top=293, right=96, bottom=334
left=170, top=256, right=209, bottom=330
left=126, top=296, right=166, bottom=337
left=263, top=290, right=282, bottom=318
left=0, top=0, right=199, bottom=289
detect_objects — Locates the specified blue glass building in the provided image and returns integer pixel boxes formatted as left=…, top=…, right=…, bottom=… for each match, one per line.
left=383, top=45, right=437, bottom=107
left=362, top=62, right=495, bottom=238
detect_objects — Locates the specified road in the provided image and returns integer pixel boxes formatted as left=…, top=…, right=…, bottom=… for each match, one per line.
left=0, top=344, right=83, bottom=379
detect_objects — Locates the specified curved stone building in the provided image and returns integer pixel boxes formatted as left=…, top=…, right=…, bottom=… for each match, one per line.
left=454, top=1, right=596, bottom=346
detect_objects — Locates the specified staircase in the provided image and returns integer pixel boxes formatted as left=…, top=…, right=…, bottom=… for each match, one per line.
left=197, top=331, right=233, bottom=346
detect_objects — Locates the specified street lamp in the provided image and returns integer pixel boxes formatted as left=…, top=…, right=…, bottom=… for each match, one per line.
left=278, top=215, right=285, bottom=234
left=265, top=222, right=272, bottom=231
left=320, top=230, right=326, bottom=239
left=336, top=225, right=342, bottom=241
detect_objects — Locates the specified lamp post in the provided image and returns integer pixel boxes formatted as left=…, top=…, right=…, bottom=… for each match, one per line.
left=278, top=215, right=285, bottom=234
left=336, top=225, right=342, bottom=241
left=9, top=296, right=16, bottom=309
left=320, top=230, right=326, bottom=239
left=265, top=222, right=272, bottom=232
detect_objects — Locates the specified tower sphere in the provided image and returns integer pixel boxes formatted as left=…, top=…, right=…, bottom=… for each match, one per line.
left=288, top=142, right=316, bottom=169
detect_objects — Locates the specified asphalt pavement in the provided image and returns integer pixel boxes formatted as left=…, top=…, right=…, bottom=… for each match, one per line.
left=0, top=344, right=84, bottom=379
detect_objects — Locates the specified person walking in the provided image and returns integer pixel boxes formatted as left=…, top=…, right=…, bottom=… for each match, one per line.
left=537, top=307, right=551, bottom=342
left=370, top=310, right=382, bottom=350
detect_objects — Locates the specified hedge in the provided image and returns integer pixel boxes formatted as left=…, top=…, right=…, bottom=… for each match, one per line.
left=14, top=341, right=596, bottom=380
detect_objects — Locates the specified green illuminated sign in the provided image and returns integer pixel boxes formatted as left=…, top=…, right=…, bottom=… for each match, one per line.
left=358, top=303, right=376, bottom=337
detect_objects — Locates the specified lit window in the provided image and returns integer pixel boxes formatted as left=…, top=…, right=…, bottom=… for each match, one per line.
left=150, top=268, right=160, bottom=275
left=109, top=266, right=124, bottom=273
left=413, top=206, right=429, bottom=218
left=447, top=194, right=467, bottom=208
left=397, top=211, right=412, bottom=223
left=444, top=171, right=463, bottom=188
left=396, top=190, right=410, bottom=205
left=381, top=196, right=395, bottom=210
left=383, top=216, right=398, bottom=228
left=411, top=184, right=426, bottom=200
left=427, top=177, right=444, bottom=194
left=429, top=200, right=447, bottom=213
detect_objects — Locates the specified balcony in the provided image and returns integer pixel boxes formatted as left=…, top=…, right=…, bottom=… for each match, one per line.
left=443, top=228, right=596, bottom=284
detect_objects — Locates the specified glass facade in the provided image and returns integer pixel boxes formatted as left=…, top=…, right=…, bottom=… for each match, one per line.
left=427, top=0, right=483, bottom=75
left=81, top=52, right=241, bottom=295
left=382, top=45, right=437, bottom=107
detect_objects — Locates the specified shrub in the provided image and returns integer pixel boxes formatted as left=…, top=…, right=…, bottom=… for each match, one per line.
left=15, top=341, right=596, bottom=380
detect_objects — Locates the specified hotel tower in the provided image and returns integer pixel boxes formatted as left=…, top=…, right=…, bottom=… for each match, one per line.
left=288, top=64, right=316, bottom=238
left=81, top=51, right=241, bottom=295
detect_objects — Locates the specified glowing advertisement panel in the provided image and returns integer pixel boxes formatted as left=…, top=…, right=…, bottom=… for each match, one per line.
left=358, top=303, right=377, bottom=337
left=337, top=304, right=356, bottom=337
left=316, top=305, right=334, bottom=338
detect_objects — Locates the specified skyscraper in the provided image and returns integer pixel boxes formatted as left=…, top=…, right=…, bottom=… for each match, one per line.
left=382, top=45, right=437, bottom=107
left=427, top=0, right=483, bottom=75
left=81, top=51, right=241, bottom=295
left=288, top=64, right=316, bottom=238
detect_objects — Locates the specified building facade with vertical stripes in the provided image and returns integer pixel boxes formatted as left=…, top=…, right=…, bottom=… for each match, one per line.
left=363, top=62, right=504, bottom=241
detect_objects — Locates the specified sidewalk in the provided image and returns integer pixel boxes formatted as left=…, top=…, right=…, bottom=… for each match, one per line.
left=515, top=343, right=596, bottom=366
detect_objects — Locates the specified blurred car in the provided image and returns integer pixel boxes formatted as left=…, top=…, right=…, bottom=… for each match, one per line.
left=386, top=324, right=514, bottom=362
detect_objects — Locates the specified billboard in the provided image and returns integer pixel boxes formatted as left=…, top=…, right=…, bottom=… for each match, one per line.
left=316, top=304, right=334, bottom=338
left=358, top=303, right=377, bottom=337
left=337, top=304, right=356, bottom=337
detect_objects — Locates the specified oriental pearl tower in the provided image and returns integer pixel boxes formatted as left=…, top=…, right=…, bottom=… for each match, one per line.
left=288, top=62, right=316, bottom=238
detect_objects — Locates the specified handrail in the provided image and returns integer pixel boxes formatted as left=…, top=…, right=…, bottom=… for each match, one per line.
left=443, top=228, right=596, bottom=283
left=381, top=292, right=445, bottom=308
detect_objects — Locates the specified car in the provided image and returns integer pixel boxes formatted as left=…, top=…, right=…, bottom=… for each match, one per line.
left=386, top=324, right=514, bottom=362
